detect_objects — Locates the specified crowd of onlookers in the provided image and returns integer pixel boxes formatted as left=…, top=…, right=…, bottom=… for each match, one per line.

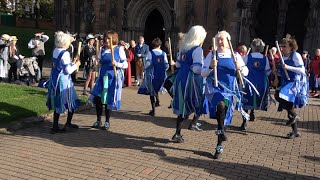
left=0, top=32, right=49, bottom=85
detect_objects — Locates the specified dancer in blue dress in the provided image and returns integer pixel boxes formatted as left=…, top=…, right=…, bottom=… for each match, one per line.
left=47, top=31, right=81, bottom=133
left=275, top=35, right=308, bottom=139
left=171, top=25, right=207, bottom=143
left=240, top=38, right=271, bottom=131
left=90, top=31, right=128, bottom=130
left=202, top=31, right=249, bottom=159
left=138, top=38, right=169, bottom=116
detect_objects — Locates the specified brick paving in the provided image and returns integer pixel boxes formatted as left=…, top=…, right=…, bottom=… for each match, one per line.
left=1, top=81, right=320, bottom=179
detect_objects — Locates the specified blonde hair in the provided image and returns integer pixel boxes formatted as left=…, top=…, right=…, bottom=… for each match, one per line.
left=179, top=25, right=207, bottom=51
left=214, top=30, right=231, bottom=48
left=55, top=31, right=71, bottom=48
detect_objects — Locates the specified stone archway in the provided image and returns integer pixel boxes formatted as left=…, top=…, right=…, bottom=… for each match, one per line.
left=124, top=0, right=173, bottom=42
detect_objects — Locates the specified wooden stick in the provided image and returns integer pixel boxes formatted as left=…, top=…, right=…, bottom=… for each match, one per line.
left=109, top=37, right=117, bottom=78
left=168, top=37, right=174, bottom=73
left=275, top=41, right=290, bottom=80
left=212, top=37, right=218, bottom=87
left=264, top=45, right=269, bottom=56
left=74, top=41, right=82, bottom=72
left=227, top=38, right=245, bottom=88
left=246, top=47, right=251, bottom=55
left=95, top=39, right=100, bottom=65
left=269, top=49, right=279, bottom=86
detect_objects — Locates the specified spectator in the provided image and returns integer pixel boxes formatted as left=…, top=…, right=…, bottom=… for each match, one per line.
left=121, top=41, right=134, bottom=87
left=8, top=36, right=24, bottom=83
left=83, top=34, right=97, bottom=95
left=309, top=48, right=320, bottom=97
left=204, top=44, right=213, bottom=57
left=0, top=34, right=11, bottom=81
left=28, top=32, right=49, bottom=80
left=134, top=35, right=149, bottom=86
left=129, top=40, right=137, bottom=83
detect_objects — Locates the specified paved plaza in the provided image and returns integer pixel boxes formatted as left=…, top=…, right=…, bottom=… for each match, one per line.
left=1, top=85, right=320, bottom=179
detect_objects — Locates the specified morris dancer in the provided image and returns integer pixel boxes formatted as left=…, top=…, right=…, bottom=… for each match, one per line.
left=90, top=31, right=128, bottom=130
left=275, top=35, right=308, bottom=139
left=202, top=31, right=249, bottom=159
left=171, top=25, right=206, bottom=142
left=47, top=31, right=81, bottom=133
left=138, top=38, right=169, bottom=116
left=240, top=38, right=271, bottom=131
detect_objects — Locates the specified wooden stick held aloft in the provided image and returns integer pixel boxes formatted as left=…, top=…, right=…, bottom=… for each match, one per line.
left=264, top=45, right=269, bottom=56
left=212, top=37, right=218, bottom=87
left=275, top=41, right=290, bottom=80
left=109, top=37, right=117, bottom=78
left=168, top=37, right=174, bottom=73
left=227, top=37, right=245, bottom=88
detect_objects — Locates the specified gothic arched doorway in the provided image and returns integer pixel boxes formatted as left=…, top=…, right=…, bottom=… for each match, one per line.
left=254, top=0, right=278, bottom=46
left=143, top=9, right=165, bottom=46
left=284, top=0, right=309, bottom=51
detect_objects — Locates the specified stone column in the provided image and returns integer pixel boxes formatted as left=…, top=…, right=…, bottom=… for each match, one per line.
left=303, top=0, right=320, bottom=52
left=238, top=0, right=253, bottom=45
left=275, top=0, right=289, bottom=40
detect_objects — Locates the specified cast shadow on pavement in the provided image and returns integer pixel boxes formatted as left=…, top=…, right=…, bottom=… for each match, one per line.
left=259, top=116, right=320, bottom=134
left=160, top=156, right=317, bottom=179
left=13, top=121, right=214, bottom=158
left=76, top=108, right=218, bottom=131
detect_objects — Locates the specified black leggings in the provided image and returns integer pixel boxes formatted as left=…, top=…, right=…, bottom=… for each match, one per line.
left=274, top=90, right=297, bottom=118
left=53, top=111, right=73, bottom=129
left=216, top=101, right=227, bottom=146
left=95, top=96, right=112, bottom=122
left=150, top=93, right=159, bottom=111
left=163, top=76, right=173, bottom=98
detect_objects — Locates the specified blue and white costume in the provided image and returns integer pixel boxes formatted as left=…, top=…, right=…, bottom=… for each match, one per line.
left=47, top=49, right=80, bottom=113
left=278, top=51, right=308, bottom=108
left=138, top=49, right=169, bottom=96
left=172, top=46, right=205, bottom=118
left=202, top=50, right=249, bottom=126
left=91, top=45, right=128, bottom=110
left=243, top=52, right=271, bottom=111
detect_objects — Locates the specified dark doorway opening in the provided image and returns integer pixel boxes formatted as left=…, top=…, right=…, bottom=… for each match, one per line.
left=254, top=0, right=278, bottom=46
left=284, top=0, right=309, bottom=52
left=144, top=9, right=165, bottom=47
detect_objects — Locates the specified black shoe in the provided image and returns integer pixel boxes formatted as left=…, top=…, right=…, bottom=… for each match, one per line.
left=155, top=101, right=160, bottom=107
left=148, top=110, right=155, bottom=117
left=249, top=111, right=255, bottom=121
left=287, top=131, right=301, bottom=139
left=172, top=134, right=184, bottom=143
left=286, top=115, right=300, bottom=125
left=240, top=123, right=247, bottom=131
left=91, top=121, right=101, bottom=129
left=50, top=127, right=66, bottom=134
left=65, top=123, right=79, bottom=129
left=212, top=150, right=222, bottom=159
left=188, top=124, right=203, bottom=131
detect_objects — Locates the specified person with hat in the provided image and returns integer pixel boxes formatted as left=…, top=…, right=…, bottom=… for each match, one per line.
left=0, top=34, right=12, bottom=81
left=28, top=32, right=49, bottom=80
left=82, top=34, right=97, bottom=95
left=8, top=36, right=24, bottom=83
